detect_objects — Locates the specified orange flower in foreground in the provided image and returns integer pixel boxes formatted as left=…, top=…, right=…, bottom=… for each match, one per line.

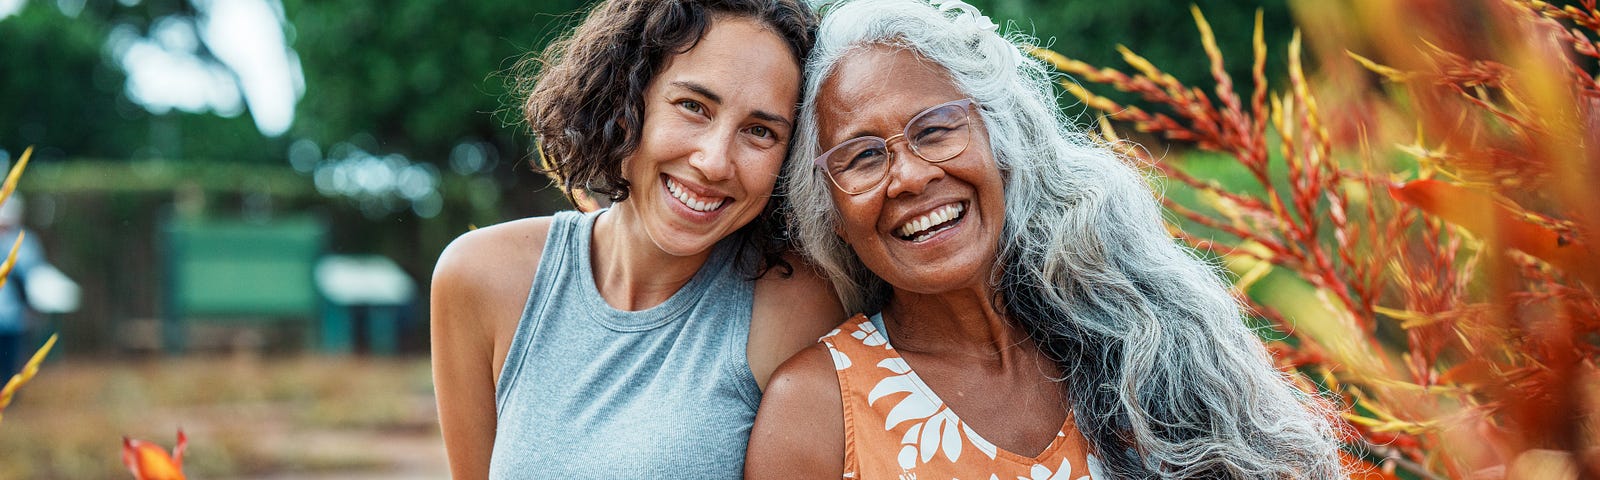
left=122, top=429, right=187, bottom=480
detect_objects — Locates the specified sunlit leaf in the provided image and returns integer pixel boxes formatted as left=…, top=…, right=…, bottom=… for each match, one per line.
left=122, top=429, right=187, bottom=480
left=1389, top=179, right=1598, bottom=287
left=0, top=334, right=57, bottom=426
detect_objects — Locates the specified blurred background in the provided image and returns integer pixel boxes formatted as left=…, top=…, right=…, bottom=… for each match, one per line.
left=0, top=0, right=1294, bottom=356
left=0, top=0, right=1298, bottom=477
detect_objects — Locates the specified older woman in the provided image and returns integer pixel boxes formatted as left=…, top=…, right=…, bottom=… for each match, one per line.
left=745, top=0, right=1344, bottom=478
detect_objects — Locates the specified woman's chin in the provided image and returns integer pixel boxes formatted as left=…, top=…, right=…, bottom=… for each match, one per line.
left=876, top=255, right=995, bottom=297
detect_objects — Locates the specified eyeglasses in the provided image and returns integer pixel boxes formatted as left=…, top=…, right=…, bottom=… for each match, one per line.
left=813, top=98, right=976, bottom=195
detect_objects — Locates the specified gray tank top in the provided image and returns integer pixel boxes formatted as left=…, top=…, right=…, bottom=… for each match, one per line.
left=488, top=209, right=762, bottom=478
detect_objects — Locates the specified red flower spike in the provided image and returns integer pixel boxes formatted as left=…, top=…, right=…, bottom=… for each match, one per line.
left=1389, top=179, right=1600, bottom=289
left=122, top=429, right=187, bottom=480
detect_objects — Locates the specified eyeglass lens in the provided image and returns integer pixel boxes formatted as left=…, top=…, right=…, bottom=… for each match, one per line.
left=821, top=102, right=971, bottom=194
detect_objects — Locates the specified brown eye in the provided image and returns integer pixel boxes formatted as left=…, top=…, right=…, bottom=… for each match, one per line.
left=679, top=100, right=706, bottom=114
left=749, top=125, right=773, bottom=139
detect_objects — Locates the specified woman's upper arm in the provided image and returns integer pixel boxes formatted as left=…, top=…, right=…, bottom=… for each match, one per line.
left=430, top=218, right=550, bottom=479
left=749, top=255, right=846, bottom=389
left=745, top=343, right=847, bottom=478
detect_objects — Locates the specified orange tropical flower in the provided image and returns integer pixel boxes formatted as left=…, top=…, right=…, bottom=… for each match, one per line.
left=122, top=429, right=187, bottom=480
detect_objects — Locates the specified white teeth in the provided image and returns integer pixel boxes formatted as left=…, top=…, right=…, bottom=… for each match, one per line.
left=896, top=203, right=965, bottom=239
left=666, top=177, right=725, bottom=212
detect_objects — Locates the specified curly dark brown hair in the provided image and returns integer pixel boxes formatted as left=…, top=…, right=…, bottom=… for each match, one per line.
left=518, top=0, right=815, bottom=276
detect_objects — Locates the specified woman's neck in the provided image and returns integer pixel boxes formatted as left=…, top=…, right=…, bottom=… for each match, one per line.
left=589, top=207, right=715, bottom=311
left=881, top=286, right=1031, bottom=362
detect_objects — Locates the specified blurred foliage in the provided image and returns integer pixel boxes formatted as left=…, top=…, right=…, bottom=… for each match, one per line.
left=0, top=1, right=286, bottom=163
left=0, top=2, right=152, bottom=160
left=1042, top=0, right=1600, bottom=477
left=281, top=0, right=586, bottom=160
left=973, top=0, right=1296, bottom=114
left=2, top=0, right=587, bottom=353
left=0, top=0, right=1287, bottom=164
left=0, top=0, right=586, bottom=164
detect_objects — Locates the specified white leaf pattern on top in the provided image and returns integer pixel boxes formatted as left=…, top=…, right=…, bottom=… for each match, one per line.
left=881, top=384, right=938, bottom=430
left=829, top=343, right=852, bottom=370
left=917, top=410, right=964, bottom=463
left=1018, top=457, right=1074, bottom=480
left=866, top=357, right=979, bottom=467
left=869, top=359, right=935, bottom=429
left=898, top=444, right=919, bottom=470
left=841, top=317, right=1087, bottom=479
left=941, top=412, right=963, bottom=461
left=902, top=422, right=923, bottom=445
left=852, top=320, right=888, bottom=347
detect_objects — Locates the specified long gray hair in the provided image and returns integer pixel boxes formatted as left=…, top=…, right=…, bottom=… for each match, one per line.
left=783, top=0, right=1346, bottom=477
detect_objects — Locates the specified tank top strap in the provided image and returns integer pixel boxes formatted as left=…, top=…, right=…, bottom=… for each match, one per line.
left=488, top=208, right=764, bottom=477
left=820, top=314, right=895, bottom=478
left=494, top=209, right=589, bottom=409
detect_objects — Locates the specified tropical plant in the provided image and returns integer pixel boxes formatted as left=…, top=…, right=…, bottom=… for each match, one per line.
left=0, top=146, right=56, bottom=428
left=122, top=429, right=188, bottom=480
left=1033, top=0, right=1599, bottom=477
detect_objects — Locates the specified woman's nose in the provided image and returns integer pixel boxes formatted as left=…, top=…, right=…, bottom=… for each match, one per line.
left=688, top=131, right=736, bottom=182
left=882, top=141, right=944, bottom=198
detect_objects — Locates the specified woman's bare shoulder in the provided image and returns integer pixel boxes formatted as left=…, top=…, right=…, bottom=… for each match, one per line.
left=429, top=215, right=559, bottom=478
left=435, top=217, right=556, bottom=276
left=767, top=342, right=844, bottom=403
left=431, top=216, right=559, bottom=349
left=746, top=342, right=846, bottom=478
left=748, top=253, right=847, bottom=389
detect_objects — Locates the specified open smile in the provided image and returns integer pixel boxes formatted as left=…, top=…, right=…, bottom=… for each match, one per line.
left=663, top=175, right=729, bottom=213
left=894, top=201, right=966, bottom=243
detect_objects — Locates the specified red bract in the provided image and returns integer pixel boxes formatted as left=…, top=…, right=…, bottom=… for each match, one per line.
left=1037, top=0, right=1600, bottom=477
left=122, top=429, right=187, bottom=480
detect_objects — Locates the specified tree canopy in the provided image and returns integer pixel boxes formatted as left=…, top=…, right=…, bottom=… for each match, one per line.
left=3, top=0, right=1291, bottom=169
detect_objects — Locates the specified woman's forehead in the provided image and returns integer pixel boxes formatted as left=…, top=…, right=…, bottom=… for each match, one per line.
left=821, top=45, right=957, bottom=101
left=815, top=46, right=962, bottom=137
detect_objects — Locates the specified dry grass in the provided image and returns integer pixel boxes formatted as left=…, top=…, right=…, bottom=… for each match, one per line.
left=0, top=354, right=441, bottom=479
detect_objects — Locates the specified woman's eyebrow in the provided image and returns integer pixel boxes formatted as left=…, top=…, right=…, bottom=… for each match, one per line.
left=673, top=80, right=792, bottom=127
left=751, top=110, right=794, bottom=129
left=672, top=81, right=723, bottom=104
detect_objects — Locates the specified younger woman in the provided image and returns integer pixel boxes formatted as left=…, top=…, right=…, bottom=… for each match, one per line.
left=431, top=1, right=843, bottom=477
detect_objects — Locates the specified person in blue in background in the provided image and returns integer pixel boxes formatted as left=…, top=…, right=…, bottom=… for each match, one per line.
left=0, top=195, right=46, bottom=379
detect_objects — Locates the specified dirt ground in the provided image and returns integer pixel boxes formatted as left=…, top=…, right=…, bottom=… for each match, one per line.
left=0, top=354, right=448, bottom=479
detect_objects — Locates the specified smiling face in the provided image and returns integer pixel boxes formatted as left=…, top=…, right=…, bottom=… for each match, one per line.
left=616, top=16, right=801, bottom=258
left=816, top=45, right=1006, bottom=295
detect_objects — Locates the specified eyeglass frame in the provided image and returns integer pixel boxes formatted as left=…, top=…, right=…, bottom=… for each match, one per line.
left=811, top=98, right=978, bottom=195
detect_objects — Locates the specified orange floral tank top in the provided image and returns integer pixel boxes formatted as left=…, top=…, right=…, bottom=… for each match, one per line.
left=820, top=314, right=1103, bottom=480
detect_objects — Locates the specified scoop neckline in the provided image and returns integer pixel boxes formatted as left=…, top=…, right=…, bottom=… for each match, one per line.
left=574, top=209, right=736, bottom=331
left=865, top=313, right=1078, bottom=466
